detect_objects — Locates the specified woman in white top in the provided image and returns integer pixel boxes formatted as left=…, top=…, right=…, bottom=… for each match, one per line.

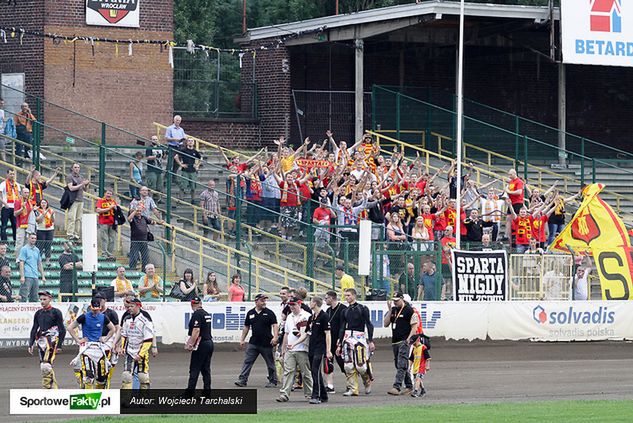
left=411, top=216, right=430, bottom=251
left=34, top=199, right=55, bottom=265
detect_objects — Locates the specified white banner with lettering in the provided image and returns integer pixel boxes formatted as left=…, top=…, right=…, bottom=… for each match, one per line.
left=3, top=301, right=633, bottom=347
left=561, top=0, right=633, bottom=67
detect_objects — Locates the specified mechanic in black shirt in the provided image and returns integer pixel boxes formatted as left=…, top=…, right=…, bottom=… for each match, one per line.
left=324, top=290, right=346, bottom=393
left=383, top=291, right=418, bottom=396
left=28, top=291, right=66, bottom=389
left=307, top=296, right=332, bottom=404
left=235, top=293, right=279, bottom=388
left=337, top=288, right=375, bottom=397
left=186, top=296, right=214, bottom=391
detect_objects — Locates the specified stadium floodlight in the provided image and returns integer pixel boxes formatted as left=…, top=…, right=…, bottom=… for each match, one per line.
left=455, top=0, right=465, bottom=250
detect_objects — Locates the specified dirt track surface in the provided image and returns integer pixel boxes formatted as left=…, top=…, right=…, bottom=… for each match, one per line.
left=2, top=339, right=633, bottom=421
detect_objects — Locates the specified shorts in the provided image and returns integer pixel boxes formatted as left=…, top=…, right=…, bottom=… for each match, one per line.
left=507, top=203, right=523, bottom=215
left=280, top=206, right=299, bottom=229
left=414, top=373, right=425, bottom=380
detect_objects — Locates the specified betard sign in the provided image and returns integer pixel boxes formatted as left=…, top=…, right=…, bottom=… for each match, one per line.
left=562, top=0, right=633, bottom=67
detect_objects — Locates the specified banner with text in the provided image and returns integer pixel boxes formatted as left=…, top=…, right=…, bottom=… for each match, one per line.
left=452, top=250, right=508, bottom=301
left=86, top=0, right=140, bottom=28
left=562, top=0, right=633, bottom=67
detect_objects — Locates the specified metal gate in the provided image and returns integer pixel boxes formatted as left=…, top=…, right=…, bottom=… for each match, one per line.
left=509, top=253, right=574, bottom=300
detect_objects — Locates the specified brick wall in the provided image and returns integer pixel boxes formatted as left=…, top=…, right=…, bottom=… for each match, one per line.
left=0, top=0, right=45, bottom=98
left=184, top=119, right=261, bottom=149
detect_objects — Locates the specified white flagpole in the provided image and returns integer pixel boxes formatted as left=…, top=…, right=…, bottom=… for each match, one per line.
left=455, top=0, right=465, bottom=250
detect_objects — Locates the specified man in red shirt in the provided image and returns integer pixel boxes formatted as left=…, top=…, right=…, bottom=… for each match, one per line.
left=507, top=199, right=533, bottom=254
left=274, top=170, right=309, bottom=241
left=13, top=187, right=33, bottom=256
left=504, top=169, right=525, bottom=244
left=95, top=188, right=118, bottom=260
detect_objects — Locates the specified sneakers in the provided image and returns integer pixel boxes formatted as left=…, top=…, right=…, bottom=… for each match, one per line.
left=275, top=395, right=289, bottom=402
left=309, top=398, right=321, bottom=404
left=326, top=386, right=336, bottom=394
left=387, top=388, right=401, bottom=396
left=401, top=388, right=413, bottom=396
left=342, top=390, right=359, bottom=397
left=265, top=382, right=278, bottom=388
left=234, top=381, right=247, bottom=387
left=364, top=382, right=372, bottom=395
left=410, top=390, right=420, bottom=398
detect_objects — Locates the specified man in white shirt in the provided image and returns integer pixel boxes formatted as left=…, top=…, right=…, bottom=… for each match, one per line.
left=481, top=188, right=505, bottom=241
left=0, top=169, right=20, bottom=242
left=164, top=115, right=186, bottom=148
left=276, top=297, right=313, bottom=402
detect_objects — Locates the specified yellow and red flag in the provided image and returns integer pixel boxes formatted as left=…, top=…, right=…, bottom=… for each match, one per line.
left=549, top=183, right=633, bottom=300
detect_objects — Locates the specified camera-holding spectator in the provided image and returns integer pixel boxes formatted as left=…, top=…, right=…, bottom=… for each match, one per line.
left=0, top=169, right=20, bottom=243
left=138, top=263, right=164, bottom=302
left=128, top=204, right=162, bottom=271
left=14, top=187, right=35, bottom=256
left=145, top=136, right=164, bottom=198
left=179, top=268, right=199, bottom=302
left=26, top=166, right=60, bottom=206
left=58, top=241, right=82, bottom=302
left=203, top=271, right=222, bottom=302
left=200, top=179, right=221, bottom=241
left=229, top=274, right=245, bottom=302
left=96, top=188, right=118, bottom=260
left=34, top=199, right=55, bottom=266
left=175, top=139, right=202, bottom=204
left=18, top=233, right=45, bottom=302
left=66, top=163, right=89, bottom=241
left=0, top=264, right=20, bottom=302
left=111, top=266, right=134, bottom=301
left=130, top=186, right=161, bottom=221
left=14, top=102, right=36, bottom=162
left=129, top=151, right=144, bottom=200
left=164, top=115, right=186, bottom=148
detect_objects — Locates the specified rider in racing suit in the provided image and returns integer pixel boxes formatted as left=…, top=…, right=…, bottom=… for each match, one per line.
left=118, top=297, right=154, bottom=389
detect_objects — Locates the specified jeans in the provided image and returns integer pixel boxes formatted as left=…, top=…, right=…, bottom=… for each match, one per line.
left=19, top=277, right=39, bottom=302
left=1, top=207, right=16, bottom=241
left=237, top=343, right=277, bottom=385
left=516, top=244, right=528, bottom=254
left=129, top=241, right=149, bottom=269
left=392, top=341, right=413, bottom=390
left=547, top=222, right=565, bottom=245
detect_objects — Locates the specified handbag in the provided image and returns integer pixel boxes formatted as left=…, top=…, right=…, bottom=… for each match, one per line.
left=169, top=281, right=185, bottom=300
left=60, top=187, right=77, bottom=210
left=147, top=230, right=155, bottom=242
left=113, top=206, right=127, bottom=226
left=323, top=356, right=334, bottom=375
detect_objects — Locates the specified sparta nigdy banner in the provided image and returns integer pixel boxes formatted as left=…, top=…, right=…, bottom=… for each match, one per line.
left=451, top=250, right=508, bottom=301
left=561, top=0, right=633, bottom=67
left=86, top=0, right=140, bottom=28
left=549, top=183, right=633, bottom=300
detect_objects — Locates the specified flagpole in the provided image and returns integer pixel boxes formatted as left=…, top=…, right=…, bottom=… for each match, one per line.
left=455, top=0, right=465, bottom=250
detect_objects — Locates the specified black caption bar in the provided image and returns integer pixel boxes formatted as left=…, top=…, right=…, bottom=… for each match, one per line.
left=120, top=389, right=257, bottom=414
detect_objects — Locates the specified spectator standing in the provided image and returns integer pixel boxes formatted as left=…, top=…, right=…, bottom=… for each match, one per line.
left=0, top=264, right=20, bottom=302
left=179, top=268, right=199, bottom=302
left=324, top=290, right=347, bottom=393
left=185, top=296, right=214, bottom=392
left=276, top=296, right=312, bottom=402
left=0, top=243, right=8, bottom=269
left=14, top=102, right=36, bottom=162
left=335, top=265, right=355, bottom=297
left=235, top=293, right=279, bottom=388
left=574, top=265, right=591, bottom=301
left=228, top=274, right=245, bottom=302
left=145, top=136, right=164, bottom=197
left=58, top=242, right=82, bottom=302
left=0, top=169, right=20, bottom=243
left=507, top=202, right=534, bottom=254
left=420, top=262, right=442, bottom=301
left=259, top=165, right=281, bottom=233
left=504, top=169, right=525, bottom=243
left=26, top=167, right=60, bottom=206
left=95, top=188, right=118, bottom=260
left=481, top=188, right=504, bottom=241
left=130, top=186, right=161, bottom=221
left=200, top=180, right=221, bottom=241
left=399, top=263, right=420, bottom=301
left=440, top=226, right=456, bottom=299
left=19, top=233, right=45, bottom=302
left=306, top=296, right=332, bottom=404
left=66, top=163, right=89, bottom=241
left=111, top=266, right=134, bottom=301
left=128, top=204, right=159, bottom=270
left=384, top=292, right=418, bottom=396
left=463, top=209, right=496, bottom=243
left=164, top=115, right=186, bottom=148
left=175, top=139, right=202, bottom=204
left=34, top=199, right=55, bottom=266
left=129, top=151, right=144, bottom=200
left=1, top=103, right=15, bottom=162
left=14, top=187, right=35, bottom=255
left=202, top=272, right=221, bottom=301
left=137, top=263, right=164, bottom=302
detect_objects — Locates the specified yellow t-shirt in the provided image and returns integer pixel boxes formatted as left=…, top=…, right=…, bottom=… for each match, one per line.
left=340, top=274, right=355, bottom=296
left=280, top=154, right=296, bottom=173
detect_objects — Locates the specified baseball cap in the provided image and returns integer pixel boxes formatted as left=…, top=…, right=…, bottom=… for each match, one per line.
left=254, top=294, right=268, bottom=301
left=94, top=292, right=106, bottom=300
left=127, top=298, right=142, bottom=305
left=287, top=296, right=300, bottom=305
left=38, top=291, right=53, bottom=298
left=392, top=291, right=405, bottom=300
left=90, top=298, right=101, bottom=308
left=190, top=296, right=202, bottom=304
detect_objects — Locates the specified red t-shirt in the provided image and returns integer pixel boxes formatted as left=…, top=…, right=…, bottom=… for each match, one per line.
left=441, top=236, right=456, bottom=265
left=444, top=208, right=467, bottom=236
left=433, top=213, right=447, bottom=232
left=14, top=198, right=32, bottom=228
left=313, top=207, right=332, bottom=223
left=229, top=284, right=245, bottom=302
left=278, top=181, right=300, bottom=207
left=96, top=198, right=116, bottom=225
left=420, top=213, right=436, bottom=240
left=508, top=177, right=524, bottom=205
left=532, top=215, right=548, bottom=243
left=298, top=183, right=312, bottom=203
left=415, top=180, right=427, bottom=196
left=513, top=216, right=534, bottom=245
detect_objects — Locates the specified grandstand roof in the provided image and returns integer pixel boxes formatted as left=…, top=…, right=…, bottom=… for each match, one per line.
left=241, top=0, right=560, bottom=43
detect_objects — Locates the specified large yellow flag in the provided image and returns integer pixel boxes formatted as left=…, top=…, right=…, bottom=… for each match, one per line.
left=549, top=183, right=633, bottom=300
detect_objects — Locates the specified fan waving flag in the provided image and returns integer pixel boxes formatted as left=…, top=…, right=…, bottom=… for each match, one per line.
left=549, top=183, right=633, bottom=300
